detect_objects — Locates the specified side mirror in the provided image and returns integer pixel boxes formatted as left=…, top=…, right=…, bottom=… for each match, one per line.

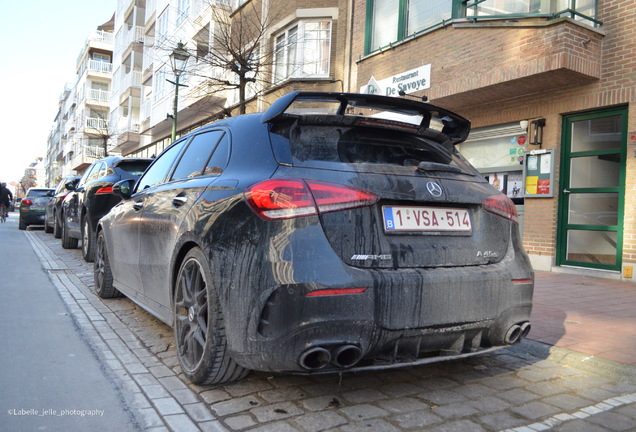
left=112, top=179, right=134, bottom=200
left=65, top=181, right=76, bottom=191
left=47, top=190, right=54, bottom=197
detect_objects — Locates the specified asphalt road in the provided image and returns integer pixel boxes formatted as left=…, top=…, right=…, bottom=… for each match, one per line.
left=0, top=214, right=141, bottom=432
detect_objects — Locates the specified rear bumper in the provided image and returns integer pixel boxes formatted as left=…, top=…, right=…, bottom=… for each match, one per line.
left=20, top=211, right=45, bottom=225
left=221, top=219, right=533, bottom=374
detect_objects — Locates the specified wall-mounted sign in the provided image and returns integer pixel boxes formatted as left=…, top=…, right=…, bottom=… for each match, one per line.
left=523, top=148, right=556, bottom=198
left=360, top=65, right=431, bottom=97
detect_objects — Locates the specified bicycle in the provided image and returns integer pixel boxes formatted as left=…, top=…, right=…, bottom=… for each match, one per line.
left=0, top=203, right=6, bottom=223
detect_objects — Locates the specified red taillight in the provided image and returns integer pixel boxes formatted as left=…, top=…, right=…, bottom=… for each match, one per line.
left=245, top=178, right=379, bottom=220
left=482, top=194, right=518, bottom=224
left=95, top=186, right=113, bottom=195
left=22, top=199, right=33, bottom=206
left=305, top=180, right=379, bottom=214
left=512, top=279, right=533, bottom=285
left=306, top=288, right=367, bottom=297
left=60, top=193, right=69, bottom=200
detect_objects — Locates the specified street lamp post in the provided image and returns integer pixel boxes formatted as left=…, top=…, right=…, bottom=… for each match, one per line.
left=167, top=42, right=190, bottom=143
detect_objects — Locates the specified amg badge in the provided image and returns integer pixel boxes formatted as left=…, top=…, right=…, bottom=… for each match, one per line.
left=351, top=254, right=392, bottom=261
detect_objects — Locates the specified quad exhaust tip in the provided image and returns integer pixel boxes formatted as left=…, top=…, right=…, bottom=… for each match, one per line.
left=332, top=345, right=362, bottom=368
left=505, top=322, right=531, bottom=344
left=299, top=347, right=331, bottom=370
left=299, top=345, right=363, bottom=370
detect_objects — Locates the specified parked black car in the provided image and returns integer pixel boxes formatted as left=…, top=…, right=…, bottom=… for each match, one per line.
left=61, top=156, right=152, bottom=261
left=44, top=175, right=81, bottom=237
left=19, top=188, right=55, bottom=230
left=95, top=92, right=534, bottom=385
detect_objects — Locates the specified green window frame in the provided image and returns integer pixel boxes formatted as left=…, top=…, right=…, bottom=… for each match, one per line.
left=364, top=0, right=601, bottom=56
left=364, top=0, right=453, bottom=55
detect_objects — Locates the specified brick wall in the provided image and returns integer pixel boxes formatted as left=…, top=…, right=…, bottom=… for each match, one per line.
left=351, top=0, right=636, bottom=273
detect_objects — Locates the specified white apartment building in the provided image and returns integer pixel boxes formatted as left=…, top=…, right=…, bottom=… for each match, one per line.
left=44, top=18, right=115, bottom=186
left=110, top=0, right=231, bottom=158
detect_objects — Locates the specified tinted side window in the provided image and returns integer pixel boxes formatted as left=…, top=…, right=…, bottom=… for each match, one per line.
left=171, top=131, right=224, bottom=181
left=87, top=162, right=105, bottom=183
left=136, top=141, right=186, bottom=191
left=203, top=133, right=229, bottom=176
left=80, top=164, right=98, bottom=186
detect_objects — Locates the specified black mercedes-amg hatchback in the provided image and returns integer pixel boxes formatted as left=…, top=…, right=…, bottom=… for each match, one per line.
left=95, top=92, right=534, bottom=385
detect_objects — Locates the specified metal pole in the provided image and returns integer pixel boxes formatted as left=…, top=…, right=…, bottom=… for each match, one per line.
left=171, top=75, right=180, bottom=143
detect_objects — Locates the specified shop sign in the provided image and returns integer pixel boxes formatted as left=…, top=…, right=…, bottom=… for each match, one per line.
left=360, top=65, right=431, bottom=97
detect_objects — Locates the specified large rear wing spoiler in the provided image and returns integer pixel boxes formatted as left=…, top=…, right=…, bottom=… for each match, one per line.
left=260, top=91, right=471, bottom=144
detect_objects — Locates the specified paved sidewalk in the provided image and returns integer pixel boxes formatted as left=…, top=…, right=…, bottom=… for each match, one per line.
left=530, top=272, right=636, bottom=366
left=17, top=226, right=636, bottom=432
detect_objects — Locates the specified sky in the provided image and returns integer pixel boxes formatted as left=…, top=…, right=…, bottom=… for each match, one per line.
left=0, top=0, right=116, bottom=184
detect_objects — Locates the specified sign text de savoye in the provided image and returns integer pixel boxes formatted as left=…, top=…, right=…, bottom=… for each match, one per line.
left=360, top=65, right=431, bottom=97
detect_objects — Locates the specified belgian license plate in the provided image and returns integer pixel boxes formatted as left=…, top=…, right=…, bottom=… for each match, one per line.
left=383, top=206, right=472, bottom=232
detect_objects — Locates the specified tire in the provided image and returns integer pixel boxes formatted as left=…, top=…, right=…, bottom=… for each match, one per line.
left=94, top=230, right=121, bottom=298
left=44, top=216, right=53, bottom=233
left=61, top=214, right=78, bottom=249
left=53, top=212, right=62, bottom=239
left=82, top=215, right=95, bottom=262
left=174, top=248, right=249, bottom=385
left=19, top=218, right=26, bottom=230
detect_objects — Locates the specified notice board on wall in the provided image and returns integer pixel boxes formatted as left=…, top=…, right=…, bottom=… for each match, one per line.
left=523, top=149, right=556, bottom=198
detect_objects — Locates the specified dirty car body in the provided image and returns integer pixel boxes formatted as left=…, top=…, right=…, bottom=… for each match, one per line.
left=45, top=175, right=81, bottom=236
left=19, top=188, right=54, bottom=230
left=61, top=156, right=152, bottom=261
left=96, top=92, right=534, bottom=385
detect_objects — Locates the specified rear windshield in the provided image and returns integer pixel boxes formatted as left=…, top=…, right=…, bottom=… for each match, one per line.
left=272, top=122, right=480, bottom=177
left=27, top=189, right=52, bottom=197
left=116, top=160, right=152, bottom=176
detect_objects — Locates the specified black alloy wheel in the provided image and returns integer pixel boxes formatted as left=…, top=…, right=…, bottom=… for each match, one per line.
left=174, top=248, right=248, bottom=385
left=61, top=214, right=78, bottom=249
left=94, top=231, right=120, bottom=298
left=82, top=215, right=95, bottom=262
left=44, top=216, right=53, bottom=233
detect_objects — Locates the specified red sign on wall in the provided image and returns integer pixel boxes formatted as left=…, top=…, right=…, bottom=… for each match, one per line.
left=537, top=179, right=550, bottom=194
left=518, top=136, right=526, bottom=145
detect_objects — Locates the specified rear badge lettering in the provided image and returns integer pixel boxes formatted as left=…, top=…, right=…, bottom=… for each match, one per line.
left=477, top=251, right=499, bottom=258
left=351, top=254, right=392, bottom=261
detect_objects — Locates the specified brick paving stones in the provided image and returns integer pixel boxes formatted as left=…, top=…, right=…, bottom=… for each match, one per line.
left=22, top=230, right=636, bottom=432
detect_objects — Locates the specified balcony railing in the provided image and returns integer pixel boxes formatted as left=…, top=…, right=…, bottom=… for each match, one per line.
left=77, top=30, right=114, bottom=65
left=122, top=26, right=145, bottom=50
left=118, top=116, right=140, bottom=134
left=84, top=117, right=108, bottom=130
left=88, top=60, right=113, bottom=74
left=86, top=89, right=110, bottom=104
left=121, top=71, right=142, bottom=91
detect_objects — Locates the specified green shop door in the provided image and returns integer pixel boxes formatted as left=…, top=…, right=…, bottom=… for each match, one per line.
left=556, top=107, right=628, bottom=271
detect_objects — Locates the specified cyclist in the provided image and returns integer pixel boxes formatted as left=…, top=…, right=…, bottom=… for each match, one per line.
left=0, top=182, right=13, bottom=221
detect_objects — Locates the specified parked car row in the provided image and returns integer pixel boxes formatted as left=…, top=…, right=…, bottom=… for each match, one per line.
left=39, top=92, right=533, bottom=386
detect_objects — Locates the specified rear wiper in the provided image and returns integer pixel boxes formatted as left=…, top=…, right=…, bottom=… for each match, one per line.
left=417, top=161, right=475, bottom=176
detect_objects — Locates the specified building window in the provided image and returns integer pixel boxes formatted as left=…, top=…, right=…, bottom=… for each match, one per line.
left=177, top=0, right=191, bottom=25
left=273, top=21, right=331, bottom=83
left=154, top=68, right=166, bottom=101
left=367, top=0, right=452, bottom=53
left=157, top=8, right=169, bottom=44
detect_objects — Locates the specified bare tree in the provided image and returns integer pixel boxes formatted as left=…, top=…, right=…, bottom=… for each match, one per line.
left=162, top=0, right=284, bottom=116
left=83, top=107, right=118, bottom=158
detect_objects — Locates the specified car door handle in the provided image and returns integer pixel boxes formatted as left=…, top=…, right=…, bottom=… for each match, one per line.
left=173, top=196, right=188, bottom=206
left=133, top=201, right=143, bottom=211
left=563, top=189, right=571, bottom=194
